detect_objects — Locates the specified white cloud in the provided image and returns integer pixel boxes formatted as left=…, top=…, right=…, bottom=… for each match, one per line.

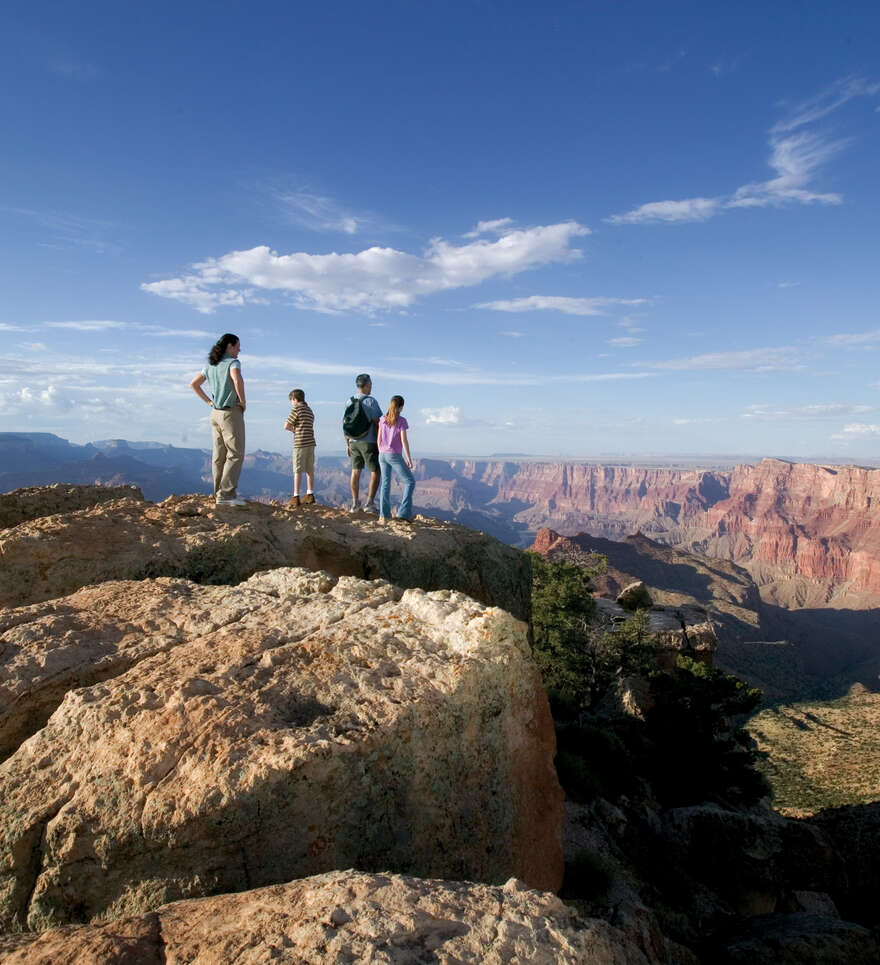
left=826, top=329, right=880, bottom=346
left=0, top=323, right=27, bottom=331
left=833, top=423, right=880, bottom=438
left=607, top=336, right=642, bottom=348
left=16, top=385, right=59, bottom=407
left=463, top=218, right=515, bottom=238
left=742, top=402, right=872, bottom=421
left=618, top=317, right=646, bottom=332
left=476, top=295, right=646, bottom=316
left=640, top=347, right=803, bottom=372
left=726, top=130, right=845, bottom=209
left=606, top=198, right=721, bottom=225
left=500, top=330, right=527, bottom=338
left=778, top=281, right=801, bottom=288
left=140, top=325, right=216, bottom=338
left=548, top=371, right=657, bottom=382
left=422, top=406, right=461, bottom=425
left=142, top=221, right=590, bottom=314
left=46, top=320, right=127, bottom=331
left=275, top=189, right=365, bottom=235
left=772, top=77, right=880, bottom=134
left=606, top=77, right=877, bottom=225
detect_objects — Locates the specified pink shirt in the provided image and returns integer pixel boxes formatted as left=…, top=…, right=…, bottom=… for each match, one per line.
left=378, top=415, right=408, bottom=453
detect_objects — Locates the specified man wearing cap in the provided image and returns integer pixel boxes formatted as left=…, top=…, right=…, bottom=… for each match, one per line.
left=346, top=373, right=382, bottom=513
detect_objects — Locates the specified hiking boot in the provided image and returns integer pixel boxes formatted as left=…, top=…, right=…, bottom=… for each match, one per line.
left=288, top=495, right=301, bottom=508
left=364, top=500, right=378, bottom=514
left=349, top=500, right=362, bottom=513
left=302, top=493, right=315, bottom=504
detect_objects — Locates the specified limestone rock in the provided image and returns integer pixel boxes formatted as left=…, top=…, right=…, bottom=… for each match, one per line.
left=0, top=568, right=563, bottom=932
left=592, top=597, right=718, bottom=669
left=0, top=870, right=650, bottom=964
left=616, top=581, right=653, bottom=611
left=0, top=483, right=142, bottom=529
left=0, top=489, right=529, bottom=619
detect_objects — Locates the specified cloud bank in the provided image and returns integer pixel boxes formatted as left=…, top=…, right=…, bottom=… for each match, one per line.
left=142, top=221, right=590, bottom=314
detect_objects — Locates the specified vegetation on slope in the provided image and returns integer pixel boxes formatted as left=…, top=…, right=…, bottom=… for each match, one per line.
left=748, top=690, right=880, bottom=816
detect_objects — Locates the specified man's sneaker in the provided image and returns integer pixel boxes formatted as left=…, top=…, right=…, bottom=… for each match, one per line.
left=302, top=493, right=315, bottom=505
left=349, top=500, right=362, bottom=513
left=364, top=500, right=378, bottom=514
left=216, top=496, right=248, bottom=508
left=288, top=495, right=301, bottom=508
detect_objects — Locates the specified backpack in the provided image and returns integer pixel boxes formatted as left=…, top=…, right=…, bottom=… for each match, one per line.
left=343, top=395, right=372, bottom=439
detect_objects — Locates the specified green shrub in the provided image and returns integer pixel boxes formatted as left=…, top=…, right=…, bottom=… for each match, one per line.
left=528, top=553, right=657, bottom=719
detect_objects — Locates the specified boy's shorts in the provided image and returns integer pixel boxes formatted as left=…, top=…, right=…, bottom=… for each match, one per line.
left=293, top=445, right=315, bottom=474
left=348, top=440, right=379, bottom=472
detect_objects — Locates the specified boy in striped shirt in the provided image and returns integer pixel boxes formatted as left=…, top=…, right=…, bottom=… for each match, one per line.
left=283, top=389, right=316, bottom=507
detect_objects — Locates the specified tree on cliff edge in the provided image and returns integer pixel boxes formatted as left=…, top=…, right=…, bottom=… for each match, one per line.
left=529, top=552, right=656, bottom=717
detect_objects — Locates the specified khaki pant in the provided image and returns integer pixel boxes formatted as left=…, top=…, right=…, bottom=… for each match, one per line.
left=210, top=406, right=245, bottom=499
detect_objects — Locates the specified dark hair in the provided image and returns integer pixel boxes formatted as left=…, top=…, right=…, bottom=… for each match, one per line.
left=385, top=395, right=404, bottom=426
left=208, top=334, right=239, bottom=366
left=355, top=373, right=371, bottom=388
left=290, top=388, right=305, bottom=402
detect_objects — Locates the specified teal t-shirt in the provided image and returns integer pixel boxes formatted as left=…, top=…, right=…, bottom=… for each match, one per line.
left=202, top=357, right=241, bottom=409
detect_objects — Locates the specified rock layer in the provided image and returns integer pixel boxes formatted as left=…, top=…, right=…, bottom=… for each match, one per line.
left=0, top=491, right=530, bottom=619
left=0, top=568, right=562, bottom=932
left=0, top=870, right=648, bottom=964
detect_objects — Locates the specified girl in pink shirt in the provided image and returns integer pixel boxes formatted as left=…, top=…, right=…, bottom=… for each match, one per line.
left=377, top=395, right=415, bottom=523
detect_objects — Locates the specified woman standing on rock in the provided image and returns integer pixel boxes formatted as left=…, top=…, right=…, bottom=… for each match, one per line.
left=378, top=395, right=415, bottom=524
left=189, top=333, right=247, bottom=508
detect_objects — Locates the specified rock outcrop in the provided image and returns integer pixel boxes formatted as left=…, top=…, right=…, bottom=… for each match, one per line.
left=0, top=567, right=562, bottom=933
left=0, top=490, right=530, bottom=619
left=0, top=870, right=649, bottom=964
left=0, top=483, right=143, bottom=530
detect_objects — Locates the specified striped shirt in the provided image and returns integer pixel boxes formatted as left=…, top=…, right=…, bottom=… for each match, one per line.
left=285, top=402, right=316, bottom=448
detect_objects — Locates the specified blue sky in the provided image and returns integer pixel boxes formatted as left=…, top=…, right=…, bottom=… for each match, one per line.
left=2, top=0, right=879, bottom=459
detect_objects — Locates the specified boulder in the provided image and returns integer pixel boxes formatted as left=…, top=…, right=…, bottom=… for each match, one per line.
left=0, top=491, right=530, bottom=619
left=0, top=870, right=650, bottom=964
left=0, top=568, right=563, bottom=933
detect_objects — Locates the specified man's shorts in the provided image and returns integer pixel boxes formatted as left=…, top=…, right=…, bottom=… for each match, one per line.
left=293, top=445, right=315, bottom=474
left=349, top=440, right=380, bottom=472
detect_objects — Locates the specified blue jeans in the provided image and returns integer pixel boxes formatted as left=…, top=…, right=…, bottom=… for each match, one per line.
left=379, top=452, right=415, bottom=520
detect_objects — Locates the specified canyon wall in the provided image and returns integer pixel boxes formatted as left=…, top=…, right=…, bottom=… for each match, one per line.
left=418, top=458, right=880, bottom=607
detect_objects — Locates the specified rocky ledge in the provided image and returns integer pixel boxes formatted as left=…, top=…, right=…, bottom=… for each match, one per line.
left=0, top=487, right=530, bottom=619
left=0, top=870, right=649, bottom=964
left=0, top=566, right=562, bottom=933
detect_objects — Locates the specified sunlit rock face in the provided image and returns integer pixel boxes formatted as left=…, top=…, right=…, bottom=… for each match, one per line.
left=0, top=489, right=530, bottom=618
left=0, top=568, right=562, bottom=933
left=0, top=871, right=650, bottom=964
